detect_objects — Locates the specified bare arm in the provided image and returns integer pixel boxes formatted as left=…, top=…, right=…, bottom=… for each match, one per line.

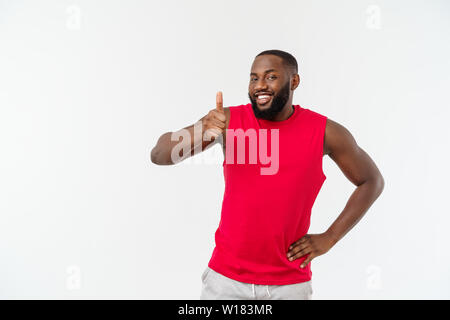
left=150, top=92, right=230, bottom=165
left=150, top=119, right=216, bottom=165
left=323, top=118, right=384, bottom=242
left=287, top=118, right=384, bottom=267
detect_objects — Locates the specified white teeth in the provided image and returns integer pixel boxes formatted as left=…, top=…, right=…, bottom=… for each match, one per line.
left=258, top=95, right=270, bottom=99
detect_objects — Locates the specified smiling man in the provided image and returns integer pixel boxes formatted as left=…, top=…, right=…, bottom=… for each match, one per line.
left=150, top=49, right=384, bottom=300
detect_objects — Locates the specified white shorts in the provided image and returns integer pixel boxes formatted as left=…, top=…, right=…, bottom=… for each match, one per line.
left=200, top=267, right=313, bottom=300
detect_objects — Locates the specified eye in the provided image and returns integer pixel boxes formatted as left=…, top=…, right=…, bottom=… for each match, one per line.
left=268, top=75, right=277, bottom=80
left=250, top=77, right=258, bottom=82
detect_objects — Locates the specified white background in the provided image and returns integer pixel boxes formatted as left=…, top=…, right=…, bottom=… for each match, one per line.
left=0, top=0, right=449, bottom=299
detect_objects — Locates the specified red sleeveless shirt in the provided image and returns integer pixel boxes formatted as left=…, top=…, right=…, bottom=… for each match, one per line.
left=208, top=103, right=327, bottom=285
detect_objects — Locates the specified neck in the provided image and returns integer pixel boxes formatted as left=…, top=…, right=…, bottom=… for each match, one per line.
left=271, top=103, right=294, bottom=121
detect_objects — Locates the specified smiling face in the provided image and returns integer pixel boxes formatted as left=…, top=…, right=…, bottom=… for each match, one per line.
left=248, top=54, right=298, bottom=120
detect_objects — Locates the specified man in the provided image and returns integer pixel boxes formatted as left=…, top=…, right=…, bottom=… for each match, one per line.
left=151, top=50, right=384, bottom=300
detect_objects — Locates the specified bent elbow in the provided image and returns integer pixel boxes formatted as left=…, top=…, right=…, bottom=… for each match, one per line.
left=150, top=147, right=162, bottom=165
left=150, top=146, right=174, bottom=165
left=374, top=174, right=385, bottom=197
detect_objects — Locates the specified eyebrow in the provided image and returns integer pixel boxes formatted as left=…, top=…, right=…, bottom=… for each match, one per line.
left=250, top=69, right=277, bottom=76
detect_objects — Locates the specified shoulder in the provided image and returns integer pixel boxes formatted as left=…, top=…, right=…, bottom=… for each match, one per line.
left=226, top=103, right=250, bottom=114
left=223, top=107, right=230, bottom=129
left=300, top=106, right=327, bottom=123
left=323, top=118, right=358, bottom=156
left=223, top=103, right=251, bottom=129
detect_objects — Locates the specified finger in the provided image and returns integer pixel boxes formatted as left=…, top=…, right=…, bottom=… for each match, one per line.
left=289, top=236, right=309, bottom=250
left=206, top=126, right=222, bottom=135
left=216, top=91, right=223, bottom=112
left=209, top=118, right=226, bottom=129
left=300, top=253, right=315, bottom=268
left=204, top=127, right=222, bottom=140
left=211, top=109, right=226, bottom=122
left=287, top=243, right=309, bottom=257
left=289, top=247, right=312, bottom=262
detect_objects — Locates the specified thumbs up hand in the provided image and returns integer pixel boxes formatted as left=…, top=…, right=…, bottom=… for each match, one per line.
left=216, top=91, right=224, bottom=112
left=202, top=91, right=226, bottom=141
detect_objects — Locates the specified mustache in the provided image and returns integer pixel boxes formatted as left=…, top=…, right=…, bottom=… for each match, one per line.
left=249, top=82, right=291, bottom=120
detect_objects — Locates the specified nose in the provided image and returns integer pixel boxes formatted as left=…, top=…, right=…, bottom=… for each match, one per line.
left=253, top=78, right=269, bottom=92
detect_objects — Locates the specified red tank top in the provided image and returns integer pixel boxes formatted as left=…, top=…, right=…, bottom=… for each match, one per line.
left=207, top=103, right=327, bottom=285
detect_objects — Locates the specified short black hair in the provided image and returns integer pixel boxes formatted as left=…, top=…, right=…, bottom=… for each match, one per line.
left=255, top=49, right=298, bottom=74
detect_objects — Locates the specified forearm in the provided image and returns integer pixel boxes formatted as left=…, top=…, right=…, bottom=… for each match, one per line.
left=325, top=176, right=384, bottom=245
left=150, top=132, right=179, bottom=165
left=150, top=120, right=217, bottom=165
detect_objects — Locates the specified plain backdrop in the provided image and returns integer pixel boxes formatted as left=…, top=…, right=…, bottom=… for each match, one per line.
left=0, top=0, right=449, bottom=299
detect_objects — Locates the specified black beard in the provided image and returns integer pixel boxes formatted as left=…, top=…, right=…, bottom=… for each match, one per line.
left=249, top=81, right=291, bottom=120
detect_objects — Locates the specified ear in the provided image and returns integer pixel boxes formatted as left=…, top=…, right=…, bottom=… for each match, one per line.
left=291, top=74, right=300, bottom=90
